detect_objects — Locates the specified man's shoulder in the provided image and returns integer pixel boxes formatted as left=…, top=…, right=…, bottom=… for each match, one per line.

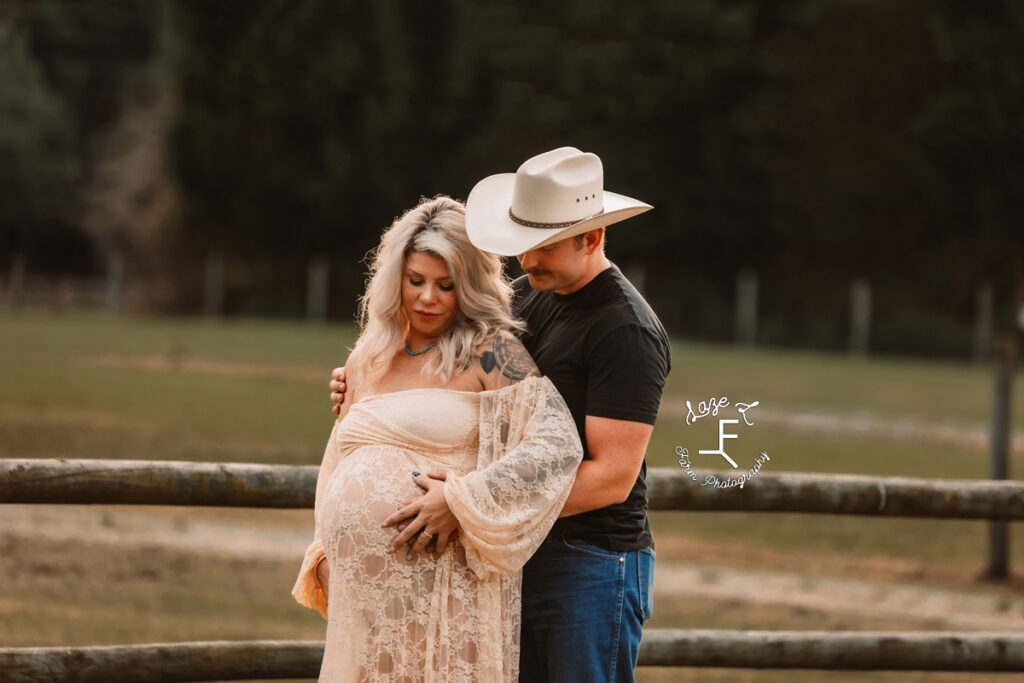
left=595, top=266, right=669, bottom=343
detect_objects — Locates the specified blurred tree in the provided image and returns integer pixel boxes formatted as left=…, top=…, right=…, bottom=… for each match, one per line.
left=89, top=0, right=1020, bottom=350
left=170, top=0, right=389, bottom=312
left=26, top=0, right=157, bottom=155
left=169, top=0, right=779, bottom=321
left=82, top=84, right=183, bottom=310
left=1, top=0, right=159, bottom=276
left=0, top=10, right=83, bottom=272
left=745, top=0, right=953, bottom=352
left=916, top=0, right=1024, bottom=333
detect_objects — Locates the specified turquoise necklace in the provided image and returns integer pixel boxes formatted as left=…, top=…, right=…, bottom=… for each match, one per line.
left=404, top=339, right=438, bottom=356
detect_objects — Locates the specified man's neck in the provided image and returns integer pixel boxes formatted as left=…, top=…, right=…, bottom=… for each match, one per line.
left=553, top=254, right=612, bottom=295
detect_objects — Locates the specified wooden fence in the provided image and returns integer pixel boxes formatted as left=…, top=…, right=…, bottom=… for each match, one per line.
left=4, top=632, right=1024, bottom=682
left=2, top=459, right=1023, bottom=679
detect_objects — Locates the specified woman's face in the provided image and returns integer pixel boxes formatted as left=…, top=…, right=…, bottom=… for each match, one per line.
left=401, top=251, right=459, bottom=343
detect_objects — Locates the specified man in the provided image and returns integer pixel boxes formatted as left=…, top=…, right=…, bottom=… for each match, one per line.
left=331, top=147, right=670, bottom=682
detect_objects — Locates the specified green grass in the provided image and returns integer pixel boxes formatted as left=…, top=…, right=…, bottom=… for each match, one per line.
left=0, top=312, right=359, bottom=462
left=2, top=311, right=1022, bottom=682
left=3, top=312, right=1019, bottom=468
left=649, top=419, right=1024, bottom=478
left=664, top=339, right=1024, bottom=427
left=0, top=311, right=358, bottom=362
left=3, top=310, right=1021, bottom=561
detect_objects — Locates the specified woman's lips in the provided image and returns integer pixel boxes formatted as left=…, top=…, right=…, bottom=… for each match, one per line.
left=415, top=311, right=441, bottom=318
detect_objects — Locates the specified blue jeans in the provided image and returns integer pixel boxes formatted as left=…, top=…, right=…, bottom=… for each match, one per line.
left=519, top=537, right=655, bottom=683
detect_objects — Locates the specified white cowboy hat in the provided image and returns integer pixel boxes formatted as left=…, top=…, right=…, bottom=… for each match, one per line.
left=465, top=147, right=653, bottom=256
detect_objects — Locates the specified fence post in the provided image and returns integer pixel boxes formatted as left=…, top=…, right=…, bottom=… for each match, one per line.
left=104, top=252, right=124, bottom=315
left=735, top=269, right=757, bottom=347
left=10, top=253, right=26, bottom=309
left=973, top=284, right=994, bottom=363
left=204, top=253, right=224, bottom=318
left=306, top=256, right=328, bottom=323
left=850, top=279, right=871, bottom=356
left=988, top=337, right=1016, bottom=580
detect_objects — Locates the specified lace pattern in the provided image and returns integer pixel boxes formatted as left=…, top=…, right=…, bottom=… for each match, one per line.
left=292, top=377, right=582, bottom=682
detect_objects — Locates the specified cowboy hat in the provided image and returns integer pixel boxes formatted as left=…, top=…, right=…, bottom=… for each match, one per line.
left=465, top=147, right=653, bottom=256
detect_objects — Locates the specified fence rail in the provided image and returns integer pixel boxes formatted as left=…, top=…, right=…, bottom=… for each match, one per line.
left=3, top=459, right=1024, bottom=519
left=3, top=631, right=1024, bottom=681
left=0, top=459, right=316, bottom=508
left=3, top=459, right=1021, bottom=676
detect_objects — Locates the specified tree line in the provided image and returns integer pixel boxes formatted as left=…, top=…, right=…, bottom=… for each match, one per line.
left=2, top=0, right=1021, bottom=356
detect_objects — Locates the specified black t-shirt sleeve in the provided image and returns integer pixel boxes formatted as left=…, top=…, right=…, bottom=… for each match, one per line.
left=584, top=323, right=670, bottom=425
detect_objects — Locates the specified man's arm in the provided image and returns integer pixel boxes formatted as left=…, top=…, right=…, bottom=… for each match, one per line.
left=558, top=416, right=653, bottom=517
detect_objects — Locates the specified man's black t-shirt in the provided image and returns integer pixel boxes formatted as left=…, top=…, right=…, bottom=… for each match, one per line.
left=512, top=264, right=671, bottom=551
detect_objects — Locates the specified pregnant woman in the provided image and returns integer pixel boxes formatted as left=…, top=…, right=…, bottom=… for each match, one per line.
left=291, top=196, right=582, bottom=682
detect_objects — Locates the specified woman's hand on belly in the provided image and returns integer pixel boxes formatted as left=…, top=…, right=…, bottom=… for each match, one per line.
left=383, top=471, right=460, bottom=558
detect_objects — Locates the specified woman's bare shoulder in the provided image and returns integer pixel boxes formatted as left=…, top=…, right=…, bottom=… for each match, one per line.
left=475, top=331, right=542, bottom=390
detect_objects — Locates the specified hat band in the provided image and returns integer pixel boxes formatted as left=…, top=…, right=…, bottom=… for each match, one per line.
left=508, top=206, right=605, bottom=230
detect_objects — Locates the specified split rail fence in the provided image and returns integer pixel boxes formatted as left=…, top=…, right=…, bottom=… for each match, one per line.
left=2, top=459, right=1024, bottom=681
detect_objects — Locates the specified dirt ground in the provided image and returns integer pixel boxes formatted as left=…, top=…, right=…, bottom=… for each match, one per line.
left=4, top=503, right=1022, bottom=643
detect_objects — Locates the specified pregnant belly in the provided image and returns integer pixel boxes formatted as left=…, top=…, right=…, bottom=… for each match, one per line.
left=321, top=444, right=478, bottom=620
left=323, top=445, right=423, bottom=538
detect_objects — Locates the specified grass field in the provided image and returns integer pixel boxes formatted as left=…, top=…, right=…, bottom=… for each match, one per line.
left=2, top=311, right=1022, bottom=682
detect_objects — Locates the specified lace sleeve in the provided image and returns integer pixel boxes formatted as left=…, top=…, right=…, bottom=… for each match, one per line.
left=443, top=376, right=583, bottom=579
left=291, top=418, right=342, bottom=619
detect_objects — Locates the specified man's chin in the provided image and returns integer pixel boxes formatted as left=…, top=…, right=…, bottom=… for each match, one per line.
left=526, top=273, right=556, bottom=291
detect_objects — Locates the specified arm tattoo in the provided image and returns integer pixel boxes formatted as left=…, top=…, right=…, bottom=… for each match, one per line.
left=480, top=352, right=497, bottom=374
left=480, top=335, right=541, bottom=382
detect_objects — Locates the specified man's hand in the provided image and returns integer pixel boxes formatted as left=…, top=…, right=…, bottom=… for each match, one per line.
left=330, top=367, right=346, bottom=416
left=315, top=556, right=330, bottom=604
left=383, top=472, right=459, bottom=558
left=394, top=519, right=460, bottom=556
left=394, top=471, right=454, bottom=554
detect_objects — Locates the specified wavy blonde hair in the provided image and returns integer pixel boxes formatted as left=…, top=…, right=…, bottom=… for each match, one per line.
left=353, top=195, right=523, bottom=385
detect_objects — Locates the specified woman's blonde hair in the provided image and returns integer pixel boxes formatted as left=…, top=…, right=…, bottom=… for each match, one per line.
left=353, top=195, right=523, bottom=385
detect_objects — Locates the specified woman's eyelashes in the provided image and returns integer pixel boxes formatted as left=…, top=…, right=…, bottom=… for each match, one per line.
left=408, top=278, right=454, bottom=292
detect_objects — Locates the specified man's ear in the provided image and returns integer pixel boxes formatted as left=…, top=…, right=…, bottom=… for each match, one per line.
left=583, top=228, right=605, bottom=255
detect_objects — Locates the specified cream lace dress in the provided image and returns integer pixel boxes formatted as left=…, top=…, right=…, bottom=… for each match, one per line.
left=292, top=376, right=582, bottom=682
